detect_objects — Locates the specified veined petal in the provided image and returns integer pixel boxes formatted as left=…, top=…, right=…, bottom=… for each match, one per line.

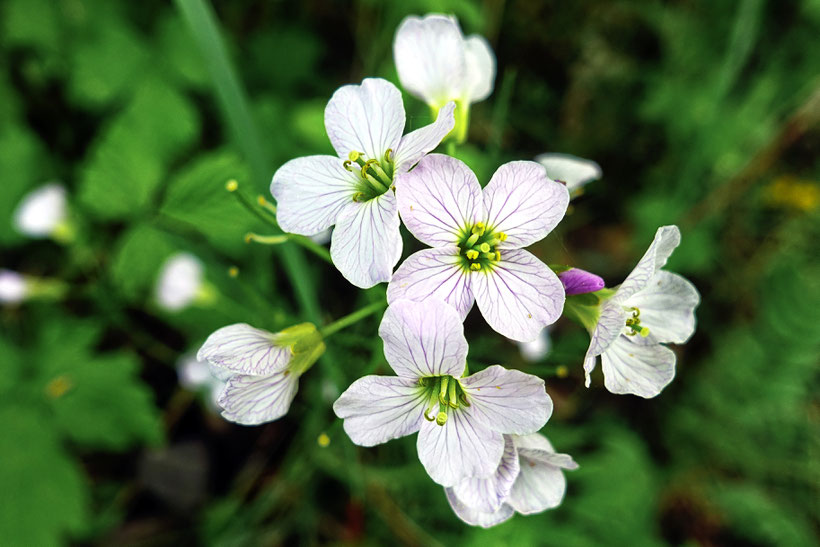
left=474, top=249, right=565, bottom=342
left=325, top=78, right=405, bottom=160
left=451, top=435, right=520, bottom=513
left=197, top=323, right=289, bottom=376
left=583, top=301, right=626, bottom=387
left=615, top=225, right=681, bottom=302
left=271, top=155, right=359, bottom=236
left=507, top=435, right=574, bottom=514
left=417, top=405, right=504, bottom=487
left=460, top=365, right=552, bottom=435
left=378, top=298, right=468, bottom=379
left=396, top=154, right=483, bottom=247
left=333, top=376, right=428, bottom=447
left=463, top=35, right=495, bottom=104
left=483, top=161, right=569, bottom=249
left=387, top=247, right=475, bottom=320
left=218, top=371, right=299, bottom=425
left=601, top=336, right=676, bottom=398
left=623, top=271, right=700, bottom=345
left=329, top=192, right=402, bottom=289
left=394, top=14, right=466, bottom=107
left=393, top=102, right=456, bottom=173
left=445, top=490, right=514, bottom=528
left=535, top=153, right=602, bottom=194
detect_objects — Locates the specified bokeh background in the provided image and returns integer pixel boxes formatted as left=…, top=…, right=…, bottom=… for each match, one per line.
left=2, top=0, right=818, bottom=545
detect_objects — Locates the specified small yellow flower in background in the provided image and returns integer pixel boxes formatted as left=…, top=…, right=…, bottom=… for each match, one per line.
left=764, top=176, right=819, bottom=212
left=46, top=375, right=73, bottom=399
left=317, top=433, right=331, bottom=448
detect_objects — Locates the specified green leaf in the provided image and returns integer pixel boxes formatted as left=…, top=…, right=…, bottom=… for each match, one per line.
left=0, top=0, right=61, bottom=51
left=78, top=79, right=199, bottom=219
left=0, top=404, right=88, bottom=546
left=159, top=150, right=260, bottom=257
left=110, top=223, right=178, bottom=302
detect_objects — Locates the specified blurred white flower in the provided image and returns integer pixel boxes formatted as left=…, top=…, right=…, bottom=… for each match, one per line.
left=177, top=353, right=227, bottom=409
left=0, top=269, right=27, bottom=304
left=13, top=183, right=71, bottom=240
left=394, top=14, right=495, bottom=111
left=155, top=252, right=206, bottom=311
left=517, top=327, right=552, bottom=362
left=535, top=153, right=602, bottom=195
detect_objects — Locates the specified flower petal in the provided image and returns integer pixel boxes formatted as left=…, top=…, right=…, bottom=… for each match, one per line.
left=378, top=298, right=468, bottom=379
left=329, top=192, right=402, bottom=288
left=13, top=183, right=67, bottom=237
left=463, top=35, right=495, bottom=103
left=218, top=371, right=299, bottom=425
left=483, top=161, right=569, bottom=249
left=387, top=247, right=475, bottom=320
left=601, top=335, right=676, bottom=398
left=623, top=271, right=700, bottom=345
left=507, top=445, right=571, bottom=514
left=156, top=252, right=204, bottom=312
left=197, top=323, right=290, bottom=376
left=445, top=490, right=514, bottom=528
left=474, top=249, right=565, bottom=342
left=451, top=435, right=520, bottom=513
left=460, top=365, right=552, bottom=434
left=393, top=102, right=456, bottom=173
left=393, top=14, right=466, bottom=107
left=535, top=153, right=602, bottom=194
left=271, top=155, right=358, bottom=236
left=396, top=154, right=483, bottom=247
left=417, top=405, right=504, bottom=487
left=583, top=301, right=626, bottom=387
left=333, top=375, right=428, bottom=447
left=513, top=433, right=579, bottom=471
left=324, top=78, right=405, bottom=161
left=615, top=225, right=681, bottom=302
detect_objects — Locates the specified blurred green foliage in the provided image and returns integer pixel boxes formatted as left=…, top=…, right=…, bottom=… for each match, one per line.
left=0, top=0, right=817, bottom=545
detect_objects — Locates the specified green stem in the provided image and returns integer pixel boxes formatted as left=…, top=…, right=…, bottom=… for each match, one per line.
left=289, top=234, right=333, bottom=265
left=320, top=301, right=386, bottom=338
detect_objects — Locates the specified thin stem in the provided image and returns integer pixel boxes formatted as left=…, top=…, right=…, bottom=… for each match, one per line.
left=288, top=234, right=333, bottom=265
left=320, top=301, right=386, bottom=338
left=245, top=233, right=289, bottom=245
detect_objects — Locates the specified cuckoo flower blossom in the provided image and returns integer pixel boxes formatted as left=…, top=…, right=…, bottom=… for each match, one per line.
left=271, top=78, right=455, bottom=289
left=0, top=269, right=27, bottom=304
left=387, top=154, right=569, bottom=342
left=198, top=323, right=325, bottom=425
left=394, top=14, right=494, bottom=141
left=446, top=433, right=578, bottom=528
left=559, top=267, right=605, bottom=296
left=584, top=226, right=700, bottom=398
left=155, top=252, right=208, bottom=312
left=13, top=183, right=72, bottom=241
left=333, top=299, right=552, bottom=487
left=535, top=153, right=602, bottom=196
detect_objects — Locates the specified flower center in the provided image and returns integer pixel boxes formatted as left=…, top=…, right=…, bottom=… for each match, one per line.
left=456, top=222, right=507, bottom=272
left=343, top=150, right=395, bottom=202
left=418, top=375, right=470, bottom=426
left=624, top=307, right=650, bottom=337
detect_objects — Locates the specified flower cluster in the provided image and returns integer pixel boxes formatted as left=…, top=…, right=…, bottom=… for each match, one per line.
left=193, top=12, right=700, bottom=528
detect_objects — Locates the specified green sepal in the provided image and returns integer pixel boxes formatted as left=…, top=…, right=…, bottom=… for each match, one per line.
left=549, top=264, right=573, bottom=274
left=563, top=288, right=617, bottom=331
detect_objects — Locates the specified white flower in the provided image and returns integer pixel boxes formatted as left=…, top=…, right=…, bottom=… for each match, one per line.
left=535, top=153, right=602, bottom=195
left=13, top=183, right=70, bottom=239
left=333, top=299, right=553, bottom=487
left=394, top=14, right=495, bottom=111
left=177, top=352, right=227, bottom=409
left=387, top=154, right=569, bottom=342
left=155, top=252, right=205, bottom=311
left=0, top=269, right=27, bottom=304
left=197, top=323, right=325, bottom=425
left=271, top=78, right=455, bottom=289
left=445, top=433, right=578, bottom=527
left=584, top=226, right=700, bottom=398
left=517, top=327, right=552, bottom=362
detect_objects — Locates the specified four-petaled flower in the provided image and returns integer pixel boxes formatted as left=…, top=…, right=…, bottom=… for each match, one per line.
left=13, top=182, right=73, bottom=241
left=333, top=299, right=553, bottom=487
left=198, top=323, right=325, bottom=425
left=271, top=78, right=455, bottom=289
left=394, top=14, right=495, bottom=142
left=446, top=433, right=578, bottom=528
left=535, top=153, right=602, bottom=196
left=387, top=154, right=569, bottom=342
left=584, top=225, right=700, bottom=398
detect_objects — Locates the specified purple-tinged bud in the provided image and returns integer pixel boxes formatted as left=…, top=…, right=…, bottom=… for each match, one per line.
left=558, top=268, right=605, bottom=296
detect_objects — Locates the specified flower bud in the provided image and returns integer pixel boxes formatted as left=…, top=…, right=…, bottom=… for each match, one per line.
left=558, top=268, right=605, bottom=296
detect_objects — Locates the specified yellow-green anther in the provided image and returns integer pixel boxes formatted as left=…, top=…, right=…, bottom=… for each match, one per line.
left=472, top=222, right=486, bottom=236
left=436, top=410, right=448, bottom=426
left=439, top=376, right=449, bottom=405
left=481, top=252, right=497, bottom=260
left=447, top=379, right=459, bottom=408
left=352, top=192, right=365, bottom=202
left=497, top=232, right=508, bottom=241
left=343, top=160, right=354, bottom=171
left=460, top=393, right=471, bottom=407
left=495, top=251, right=501, bottom=261
left=348, top=150, right=361, bottom=162
left=384, top=148, right=393, bottom=163
left=479, top=242, right=491, bottom=253
left=465, top=249, right=479, bottom=260
left=470, top=263, right=482, bottom=271
left=639, top=326, right=650, bottom=337
left=424, top=407, right=436, bottom=421
left=465, top=233, right=480, bottom=247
